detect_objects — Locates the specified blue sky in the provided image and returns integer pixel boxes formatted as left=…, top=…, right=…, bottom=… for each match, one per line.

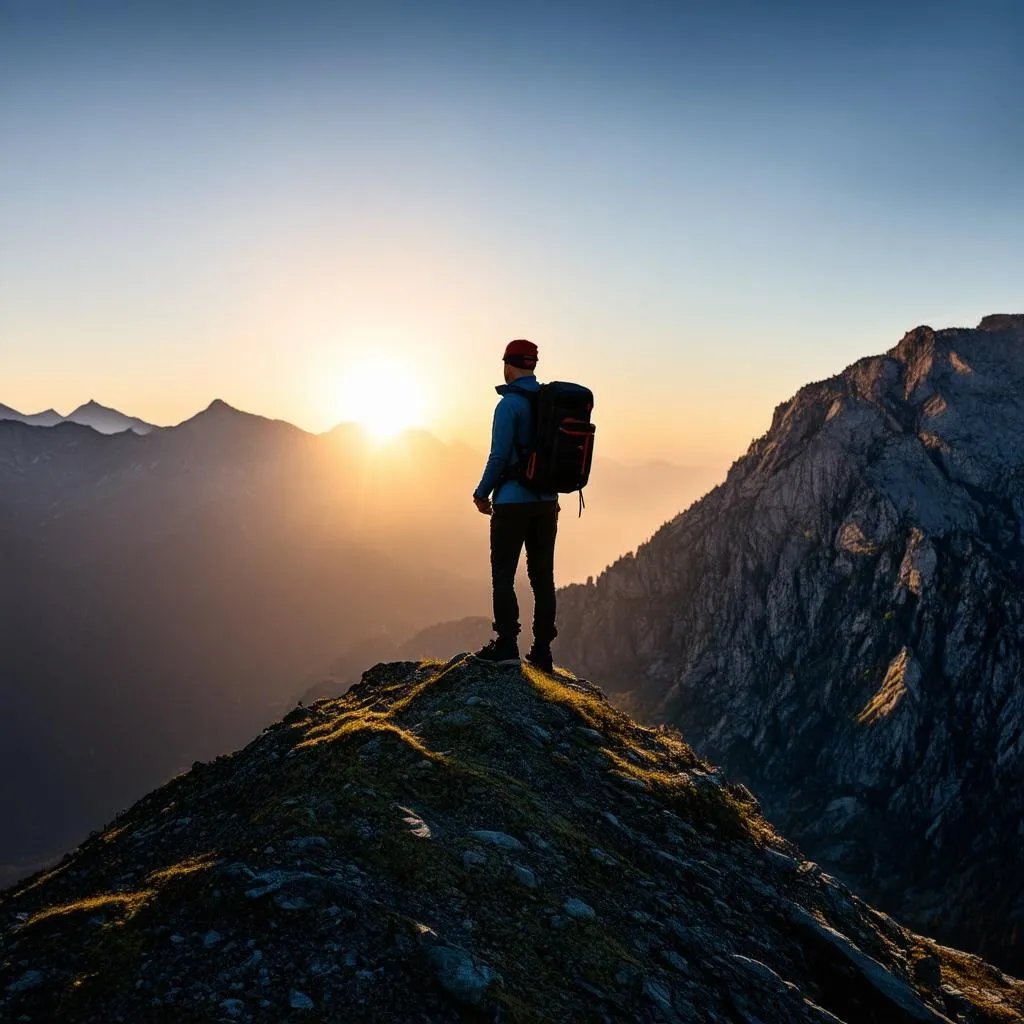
left=2, top=1, right=1021, bottom=461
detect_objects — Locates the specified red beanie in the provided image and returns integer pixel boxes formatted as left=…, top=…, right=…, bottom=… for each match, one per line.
left=503, top=338, right=538, bottom=369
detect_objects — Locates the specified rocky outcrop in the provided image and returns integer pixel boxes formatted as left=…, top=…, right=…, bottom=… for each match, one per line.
left=4, top=657, right=1020, bottom=1022
left=555, top=315, right=1024, bottom=972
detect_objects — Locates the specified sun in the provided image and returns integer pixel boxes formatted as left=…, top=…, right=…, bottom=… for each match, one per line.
left=337, top=360, right=425, bottom=440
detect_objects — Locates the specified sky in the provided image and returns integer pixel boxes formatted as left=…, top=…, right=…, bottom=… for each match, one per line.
left=2, top=0, right=1022, bottom=464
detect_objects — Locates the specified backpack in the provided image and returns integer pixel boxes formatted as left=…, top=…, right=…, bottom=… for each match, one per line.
left=506, top=381, right=596, bottom=514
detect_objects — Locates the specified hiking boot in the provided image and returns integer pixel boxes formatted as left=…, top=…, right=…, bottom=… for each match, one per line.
left=524, top=645, right=553, bottom=673
left=473, top=637, right=520, bottom=666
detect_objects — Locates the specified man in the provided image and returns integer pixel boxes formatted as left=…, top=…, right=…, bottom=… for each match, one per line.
left=472, top=339, right=558, bottom=671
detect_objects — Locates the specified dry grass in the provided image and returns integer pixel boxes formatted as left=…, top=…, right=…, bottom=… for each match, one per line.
left=24, top=852, right=219, bottom=930
left=145, top=853, right=219, bottom=884
left=25, top=890, right=155, bottom=927
left=296, top=714, right=440, bottom=763
left=919, top=939, right=1024, bottom=1022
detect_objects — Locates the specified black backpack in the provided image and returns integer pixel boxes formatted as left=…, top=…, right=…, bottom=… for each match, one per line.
left=506, top=381, right=595, bottom=513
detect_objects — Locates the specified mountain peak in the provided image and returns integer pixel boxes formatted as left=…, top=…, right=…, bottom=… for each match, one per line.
left=0, top=405, right=64, bottom=428
left=977, top=313, right=1024, bottom=333
left=557, top=314, right=1024, bottom=974
left=169, top=399, right=308, bottom=445
left=67, top=399, right=112, bottom=418
left=204, top=398, right=241, bottom=415
left=64, top=400, right=154, bottom=435
left=1, top=656, right=1020, bottom=1022
left=174, top=398, right=252, bottom=429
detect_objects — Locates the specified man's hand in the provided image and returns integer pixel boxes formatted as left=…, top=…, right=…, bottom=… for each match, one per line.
left=473, top=495, right=493, bottom=516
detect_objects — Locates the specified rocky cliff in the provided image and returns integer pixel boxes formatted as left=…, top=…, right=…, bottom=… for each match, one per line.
left=555, top=315, right=1024, bottom=973
left=4, top=657, right=1021, bottom=1022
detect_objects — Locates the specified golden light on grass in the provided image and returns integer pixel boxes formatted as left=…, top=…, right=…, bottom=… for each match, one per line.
left=26, top=890, right=155, bottom=927
left=23, top=852, right=219, bottom=930
left=296, top=658, right=460, bottom=757
left=297, top=714, right=439, bottom=763
left=145, top=853, right=219, bottom=884
left=13, top=859, right=74, bottom=899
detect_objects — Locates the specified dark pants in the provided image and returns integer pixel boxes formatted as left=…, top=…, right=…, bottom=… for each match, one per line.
left=490, top=501, right=559, bottom=646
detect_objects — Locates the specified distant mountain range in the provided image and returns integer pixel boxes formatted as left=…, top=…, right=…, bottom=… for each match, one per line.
left=556, top=314, right=1024, bottom=972
left=0, top=395, right=723, bottom=588
left=0, top=399, right=155, bottom=434
left=0, top=397, right=717, bottom=886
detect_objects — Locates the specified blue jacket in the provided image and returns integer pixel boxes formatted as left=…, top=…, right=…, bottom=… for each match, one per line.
left=474, top=375, right=558, bottom=504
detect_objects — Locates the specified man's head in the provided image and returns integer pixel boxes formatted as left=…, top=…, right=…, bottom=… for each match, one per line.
left=503, top=339, right=538, bottom=383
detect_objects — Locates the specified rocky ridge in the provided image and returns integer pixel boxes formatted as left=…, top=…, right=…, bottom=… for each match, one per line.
left=2, top=656, right=1022, bottom=1023
left=555, top=314, right=1024, bottom=971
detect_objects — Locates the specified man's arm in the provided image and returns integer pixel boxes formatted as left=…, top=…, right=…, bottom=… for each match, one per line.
left=473, top=397, right=517, bottom=504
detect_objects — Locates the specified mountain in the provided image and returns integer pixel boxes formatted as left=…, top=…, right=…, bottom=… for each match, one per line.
left=554, top=314, right=1024, bottom=972
left=3, top=656, right=1021, bottom=1023
left=0, top=403, right=63, bottom=427
left=64, top=399, right=155, bottom=435
left=0, top=400, right=153, bottom=433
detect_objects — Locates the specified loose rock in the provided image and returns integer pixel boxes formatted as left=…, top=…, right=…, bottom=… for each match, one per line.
left=564, top=898, right=596, bottom=921
left=470, top=830, right=524, bottom=851
left=428, top=945, right=501, bottom=1006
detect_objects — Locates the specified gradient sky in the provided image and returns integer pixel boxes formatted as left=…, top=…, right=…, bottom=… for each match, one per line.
left=2, top=0, right=1022, bottom=463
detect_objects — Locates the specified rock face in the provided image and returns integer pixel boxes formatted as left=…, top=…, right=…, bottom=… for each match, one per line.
left=555, top=315, right=1024, bottom=973
left=4, top=656, right=1020, bottom=1022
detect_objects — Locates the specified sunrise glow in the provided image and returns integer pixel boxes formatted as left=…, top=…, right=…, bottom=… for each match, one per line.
left=337, top=360, right=425, bottom=440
